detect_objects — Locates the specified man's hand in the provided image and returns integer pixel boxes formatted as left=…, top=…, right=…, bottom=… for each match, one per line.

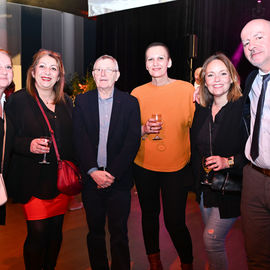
left=90, top=170, right=115, bottom=189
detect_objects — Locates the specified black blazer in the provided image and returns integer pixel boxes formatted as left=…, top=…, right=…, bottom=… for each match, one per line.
left=242, top=70, right=258, bottom=132
left=5, top=89, right=74, bottom=203
left=191, top=98, right=248, bottom=218
left=0, top=110, right=14, bottom=225
left=73, top=88, right=141, bottom=190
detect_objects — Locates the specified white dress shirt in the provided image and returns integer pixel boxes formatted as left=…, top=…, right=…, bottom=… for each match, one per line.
left=245, top=71, right=270, bottom=168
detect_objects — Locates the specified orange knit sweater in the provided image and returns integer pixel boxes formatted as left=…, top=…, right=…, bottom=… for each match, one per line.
left=131, top=80, right=195, bottom=172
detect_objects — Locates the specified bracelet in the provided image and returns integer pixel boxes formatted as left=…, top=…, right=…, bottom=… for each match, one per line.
left=227, top=156, right=234, bottom=168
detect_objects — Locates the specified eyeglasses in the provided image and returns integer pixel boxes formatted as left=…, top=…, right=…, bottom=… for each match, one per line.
left=93, top=68, right=118, bottom=75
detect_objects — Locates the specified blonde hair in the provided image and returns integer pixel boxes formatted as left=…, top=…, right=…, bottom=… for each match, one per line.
left=26, top=49, right=65, bottom=103
left=200, top=53, right=242, bottom=107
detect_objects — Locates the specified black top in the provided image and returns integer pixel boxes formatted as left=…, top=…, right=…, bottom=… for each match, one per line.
left=191, top=97, right=248, bottom=218
left=5, top=89, right=74, bottom=204
left=0, top=111, right=14, bottom=225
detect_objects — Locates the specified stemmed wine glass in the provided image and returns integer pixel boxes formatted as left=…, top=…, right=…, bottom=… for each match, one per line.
left=151, top=113, right=162, bottom=140
left=201, top=156, right=212, bottom=185
left=39, top=136, right=52, bottom=165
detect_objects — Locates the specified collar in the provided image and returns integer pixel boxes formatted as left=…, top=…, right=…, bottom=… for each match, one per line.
left=0, top=93, right=6, bottom=119
left=98, top=88, right=114, bottom=100
left=1, top=92, right=6, bottom=107
left=258, top=70, right=270, bottom=77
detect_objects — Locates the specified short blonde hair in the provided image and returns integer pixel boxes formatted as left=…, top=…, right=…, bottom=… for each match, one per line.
left=200, top=53, right=242, bottom=107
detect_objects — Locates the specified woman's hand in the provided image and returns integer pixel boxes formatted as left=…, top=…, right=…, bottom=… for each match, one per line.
left=205, top=156, right=229, bottom=171
left=141, top=118, right=163, bottom=136
left=30, top=138, right=50, bottom=154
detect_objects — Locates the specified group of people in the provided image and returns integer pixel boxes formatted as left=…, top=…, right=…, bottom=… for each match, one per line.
left=0, top=18, right=270, bottom=270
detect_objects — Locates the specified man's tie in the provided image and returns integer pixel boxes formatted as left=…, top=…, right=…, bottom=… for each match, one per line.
left=250, top=74, right=270, bottom=161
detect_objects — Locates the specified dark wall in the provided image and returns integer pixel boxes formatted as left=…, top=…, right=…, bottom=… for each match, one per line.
left=21, top=6, right=41, bottom=86
left=84, top=19, right=97, bottom=71
left=95, top=0, right=270, bottom=92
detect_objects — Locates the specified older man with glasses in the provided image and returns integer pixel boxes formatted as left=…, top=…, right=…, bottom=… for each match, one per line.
left=73, top=55, right=141, bottom=270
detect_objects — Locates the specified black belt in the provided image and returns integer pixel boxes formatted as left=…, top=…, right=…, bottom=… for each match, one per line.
left=98, top=167, right=106, bottom=171
left=250, top=163, right=270, bottom=177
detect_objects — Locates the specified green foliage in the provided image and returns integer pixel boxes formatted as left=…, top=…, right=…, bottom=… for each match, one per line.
left=64, top=67, right=96, bottom=100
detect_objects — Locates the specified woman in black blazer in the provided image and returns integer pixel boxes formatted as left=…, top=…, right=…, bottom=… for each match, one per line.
left=6, top=49, right=74, bottom=270
left=191, top=53, right=248, bottom=270
left=0, top=49, right=14, bottom=225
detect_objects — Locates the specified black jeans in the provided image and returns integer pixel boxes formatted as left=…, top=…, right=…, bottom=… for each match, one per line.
left=82, top=185, right=131, bottom=270
left=133, top=164, right=193, bottom=264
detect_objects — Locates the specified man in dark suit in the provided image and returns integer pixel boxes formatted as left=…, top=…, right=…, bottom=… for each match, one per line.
left=241, top=19, right=270, bottom=269
left=73, top=55, right=141, bottom=270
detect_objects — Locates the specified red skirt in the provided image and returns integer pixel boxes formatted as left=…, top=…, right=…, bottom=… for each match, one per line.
left=22, top=193, right=71, bottom=220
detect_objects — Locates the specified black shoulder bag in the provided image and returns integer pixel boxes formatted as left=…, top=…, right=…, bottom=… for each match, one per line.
left=208, top=120, right=242, bottom=193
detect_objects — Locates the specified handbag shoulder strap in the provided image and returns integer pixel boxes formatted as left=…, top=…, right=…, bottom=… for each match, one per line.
left=209, top=118, right=213, bottom=156
left=1, top=112, right=6, bottom=174
left=34, top=95, right=61, bottom=162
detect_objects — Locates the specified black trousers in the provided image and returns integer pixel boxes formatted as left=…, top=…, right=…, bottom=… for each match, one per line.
left=0, top=204, right=6, bottom=225
left=82, top=185, right=131, bottom=270
left=133, top=164, right=193, bottom=264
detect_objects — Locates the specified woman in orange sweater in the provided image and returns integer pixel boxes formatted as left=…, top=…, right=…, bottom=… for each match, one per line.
left=132, top=42, right=195, bottom=270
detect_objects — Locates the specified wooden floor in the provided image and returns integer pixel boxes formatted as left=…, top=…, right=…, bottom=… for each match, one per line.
left=0, top=192, right=248, bottom=270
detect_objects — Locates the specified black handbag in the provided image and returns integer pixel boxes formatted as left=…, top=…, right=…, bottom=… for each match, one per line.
left=210, top=172, right=242, bottom=193
left=204, top=118, right=243, bottom=193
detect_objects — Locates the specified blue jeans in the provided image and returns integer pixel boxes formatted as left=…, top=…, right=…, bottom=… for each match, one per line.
left=200, top=193, right=237, bottom=270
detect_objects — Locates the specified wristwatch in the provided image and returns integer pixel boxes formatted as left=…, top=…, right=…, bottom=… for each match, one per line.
left=228, top=156, right=234, bottom=168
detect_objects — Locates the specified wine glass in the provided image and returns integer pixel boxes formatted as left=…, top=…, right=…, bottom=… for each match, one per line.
left=151, top=113, right=162, bottom=140
left=39, top=136, right=52, bottom=165
left=201, top=156, right=212, bottom=185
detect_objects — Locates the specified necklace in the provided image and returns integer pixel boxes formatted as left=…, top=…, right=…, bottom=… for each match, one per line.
left=39, top=92, right=55, bottom=105
left=44, top=99, right=54, bottom=105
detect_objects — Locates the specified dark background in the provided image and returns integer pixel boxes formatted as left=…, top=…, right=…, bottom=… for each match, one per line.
left=95, top=0, right=269, bottom=91
left=12, top=0, right=270, bottom=92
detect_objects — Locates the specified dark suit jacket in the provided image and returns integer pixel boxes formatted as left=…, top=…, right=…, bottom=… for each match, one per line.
left=242, top=70, right=258, bottom=132
left=244, top=70, right=258, bottom=99
left=73, top=88, right=141, bottom=190
left=5, top=89, right=74, bottom=204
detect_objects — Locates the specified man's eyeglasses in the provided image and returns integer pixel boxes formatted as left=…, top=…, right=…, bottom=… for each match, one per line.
left=93, top=68, right=118, bottom=75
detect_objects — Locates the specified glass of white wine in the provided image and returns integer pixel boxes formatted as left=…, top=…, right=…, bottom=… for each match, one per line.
left=151, top=113, right=162, bottom=140
left=201, top=156, right=212, bottom=185
left=39, top=136, right=52, bottom=165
